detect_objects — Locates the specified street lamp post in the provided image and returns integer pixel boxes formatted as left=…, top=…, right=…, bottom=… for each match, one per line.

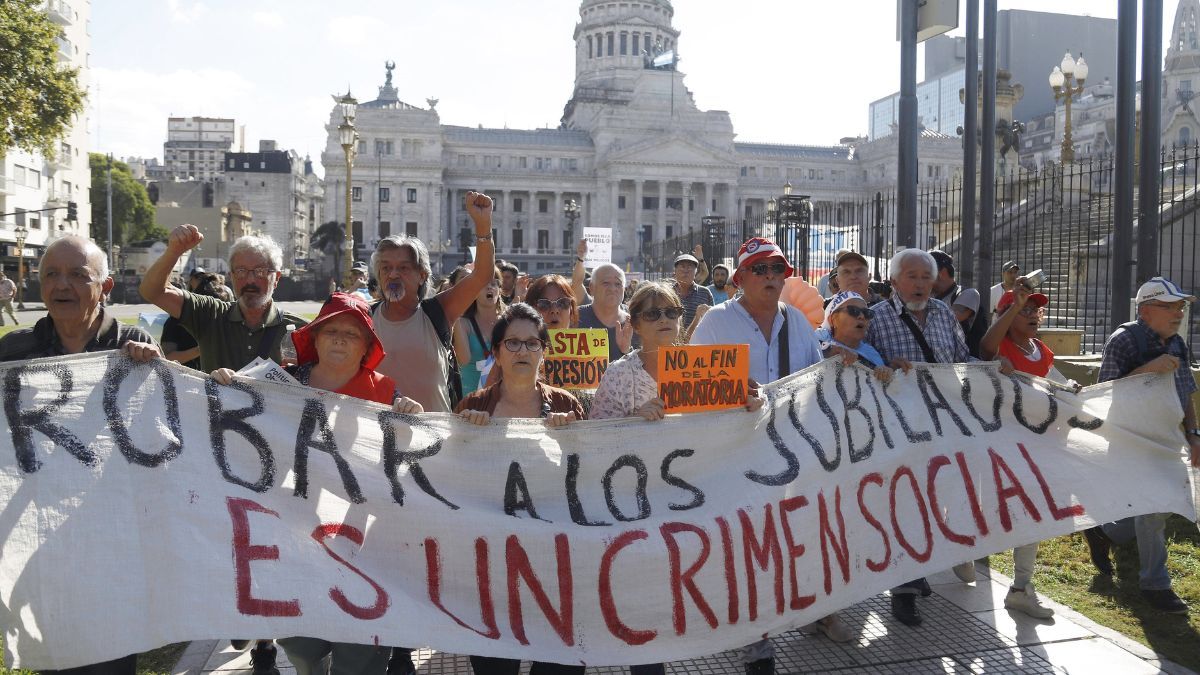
left=768, top=182, right=813, bottom=280
left=563, top=199, right=580, bottom=268
left=1049, top=52, right=1088, bottom=164
left=13, top=224, right=28, bottom=310
left=334, top=90, right=358, bottom=284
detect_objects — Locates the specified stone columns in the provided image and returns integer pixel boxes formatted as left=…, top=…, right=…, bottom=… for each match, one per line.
left=703, top=182, right=714, bottom=216
left=554, top=192, right=564, bottom=252
left=657, top=181, right=666, bottom=239
left=633, top=180, right=644, bottom=251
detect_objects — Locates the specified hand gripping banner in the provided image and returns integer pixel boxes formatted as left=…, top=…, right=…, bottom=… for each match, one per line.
left=1, top=353, right=1196, bottom=670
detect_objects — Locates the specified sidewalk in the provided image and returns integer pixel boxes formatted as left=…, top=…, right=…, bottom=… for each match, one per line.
left=182, top=565, right=1194, bottom=675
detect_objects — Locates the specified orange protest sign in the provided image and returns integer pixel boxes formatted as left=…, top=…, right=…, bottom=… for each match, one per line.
left=657, top=344, right=750, bottom=413
left=542, top=329, right=609, bottom=390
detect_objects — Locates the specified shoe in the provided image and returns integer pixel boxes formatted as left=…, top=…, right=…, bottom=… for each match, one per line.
left=1004, top=584, right=1055, bottom=619
left=1141, top=588, right=1189, bottom=614
left=744, top=657, right=774, bottom=675
left=953, top=561, right=976, bottom=583
left=230, top=639, right=251, bottom=650
left=249, top=642, right=281, bottom=675
left=890, top=593, right=923, bottom=626
left=916, top=577, right=933, bottom=596
left=388, top=648, right=417, bottom=675
left=1082, top=527, right=1114, bottom=576
left=815, top=613, right=855, bottom=643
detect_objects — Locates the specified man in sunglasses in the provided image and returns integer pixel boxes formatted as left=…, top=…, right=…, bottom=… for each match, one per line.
left=690, top=237, right=828, bottom=674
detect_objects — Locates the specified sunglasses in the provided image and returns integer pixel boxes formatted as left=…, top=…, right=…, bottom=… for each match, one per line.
left=837, top=305, right=874, bottom=320
left=748, top=262, right=789, bottom=276
left=535, top=297, right=573, bottom=312
left=638, top=306, right=684, bottom=322
left=502, top=338, right=546, bottom=353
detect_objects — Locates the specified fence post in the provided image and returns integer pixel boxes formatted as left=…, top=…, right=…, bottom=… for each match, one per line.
left=1137, top=0, right=1163, bottom=285
left=1111, top=0, right=1138, bottom=330
left=873, top=192, right=884, bottom=280
left=977, top=0, right=998, bottom=312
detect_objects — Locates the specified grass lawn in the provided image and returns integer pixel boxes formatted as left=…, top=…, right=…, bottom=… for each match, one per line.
left=988, top=516, right=1200, bottom=672
left=0, top=641, right=187, bottom=675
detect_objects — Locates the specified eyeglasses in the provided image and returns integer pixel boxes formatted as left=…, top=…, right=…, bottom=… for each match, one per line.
left=1017, top=305, right=1044, bottom=316
left=502, top=337, right=546, bottom=353
left=535, top=297, right=573, bottom=312
left=232, top=267, right=277, bottom=280
left=638, top=306, right=684, bottom=322
left=748, top=262, right=789, bottom=276
left=837, top=305, right=874, bottom=320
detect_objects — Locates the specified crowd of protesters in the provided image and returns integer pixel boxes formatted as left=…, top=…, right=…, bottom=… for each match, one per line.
left=2, top=190, right=1198, bottom=675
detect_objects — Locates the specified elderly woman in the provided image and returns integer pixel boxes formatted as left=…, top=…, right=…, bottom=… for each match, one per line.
left=211, top=293, right=420, bottom=675
left=815, top=291, right=909, bottom=382
left=456, top=303, right=583, bottom=675
left=525, top=274, right=579, bottom=330
left=454, top=266, right=504, bottom=392
left=977, top=283, right=1057, bottom=619
left=591, top=283, right=765, bottom=669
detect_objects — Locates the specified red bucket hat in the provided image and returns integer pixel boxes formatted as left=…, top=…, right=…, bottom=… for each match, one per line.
left=290, top=292, right=386, bottom=370
left=733, top=237, right=794, bottom=285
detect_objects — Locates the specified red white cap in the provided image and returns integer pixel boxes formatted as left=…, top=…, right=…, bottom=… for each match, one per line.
left=734, top=237, right=793, bottom=283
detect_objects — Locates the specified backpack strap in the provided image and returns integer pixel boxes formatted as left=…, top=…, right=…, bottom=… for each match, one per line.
left=777, top=303, right=791, bottom=378
left=421, top=297, right=464, bottom=407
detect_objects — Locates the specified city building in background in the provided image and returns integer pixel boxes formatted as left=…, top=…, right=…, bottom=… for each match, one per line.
left=0, top=0, right=92, bottom=277
left=162, top=116, right=237, bottom=181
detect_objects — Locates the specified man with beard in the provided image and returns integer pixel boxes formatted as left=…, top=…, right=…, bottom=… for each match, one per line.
left=142, top=227, right=306, bottom=673
left=706, top=263, right=731, bottom=304
left=865, top=248, right=973, bottom=628
left=142, top=226, right=307, bottom=374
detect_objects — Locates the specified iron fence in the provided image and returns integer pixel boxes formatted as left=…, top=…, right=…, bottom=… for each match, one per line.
left=643, top=144, right=1200, bottom=353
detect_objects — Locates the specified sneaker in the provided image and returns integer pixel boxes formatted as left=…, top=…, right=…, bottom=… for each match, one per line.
left=1141, top=588, right=1189, bottom=614
left=815, top=613, right=855, bottom=643
left=1004, top=584, right=1055, bottom=619
left=915, top=577, right=933, bottom=596
left=1082, top=527, right=1114, bottom=576
left=249, top=642, right=281, bottom=675
left=953, top=561, right=976, bottom=583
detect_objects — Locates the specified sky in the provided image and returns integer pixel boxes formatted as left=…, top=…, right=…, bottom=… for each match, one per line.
left=91, top=0, right=1170, bottom=176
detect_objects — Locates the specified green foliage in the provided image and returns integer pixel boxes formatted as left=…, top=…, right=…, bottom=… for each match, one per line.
left=0, top=0, right=86, bottom=155
left=89, top=153, right=165, bottom=248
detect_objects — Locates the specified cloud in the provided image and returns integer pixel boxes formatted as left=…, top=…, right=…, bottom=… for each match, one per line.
left=251, top=10, right=283, bottom=29
left=326, top=15, right=388, bottom=47
left=166, top=0, right=208, bottom=23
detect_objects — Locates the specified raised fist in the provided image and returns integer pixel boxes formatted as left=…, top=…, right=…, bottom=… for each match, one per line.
left=168, top=224, right=203, bottom=253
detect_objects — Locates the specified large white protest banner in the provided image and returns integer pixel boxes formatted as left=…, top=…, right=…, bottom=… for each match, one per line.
left=1, top=354, right=1196, bottom=670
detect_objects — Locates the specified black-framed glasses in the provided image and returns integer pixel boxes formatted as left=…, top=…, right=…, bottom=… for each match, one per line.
left=748, top=262, right=788, bottom=276
left=638, top=306, right=684, bottom=322
left=837, top=305, right=874, bottom=320
left=502, top=338, right=546, bottom=353
left=232, top=267, right=277, bottom=280
left=535, top=297, right=573, bottom=312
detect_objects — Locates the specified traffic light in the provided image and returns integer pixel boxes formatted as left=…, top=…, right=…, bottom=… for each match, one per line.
left=66, top=201, right=78, bottom=222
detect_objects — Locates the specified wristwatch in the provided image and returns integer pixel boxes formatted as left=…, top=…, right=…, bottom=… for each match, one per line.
left=475, top=234, right=492, bottom=241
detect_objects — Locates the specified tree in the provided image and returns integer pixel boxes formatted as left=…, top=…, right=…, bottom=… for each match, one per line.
left=0, top=0, right=86, bottom=155
left=88, top=153, right=166, bottom=248
left=312, top=220, right=346, bottom=283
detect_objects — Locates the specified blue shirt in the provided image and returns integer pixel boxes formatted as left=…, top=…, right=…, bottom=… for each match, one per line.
left=813, top=327, right=885, bottom=367
left=691, top=299, right=823, bottom=385
left=707, top=285, right=731, bottom=304
left=1099, top=318, right=1196, bottom=415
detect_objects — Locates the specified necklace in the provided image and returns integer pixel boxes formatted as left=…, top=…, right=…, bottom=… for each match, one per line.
left=1015, top=339, right=1036, bottom=356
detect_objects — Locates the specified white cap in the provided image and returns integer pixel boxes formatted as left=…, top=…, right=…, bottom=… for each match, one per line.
left=1135, top=277, right=1197, bottom=305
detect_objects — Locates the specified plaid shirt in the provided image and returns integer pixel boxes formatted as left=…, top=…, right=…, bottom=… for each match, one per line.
left=1099, top=318, right=1196, bottom=415
left=866, top=295, right=973, bottom=364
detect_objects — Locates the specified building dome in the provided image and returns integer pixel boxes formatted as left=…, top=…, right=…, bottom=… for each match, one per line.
left=571, top=0, right=680, bottom=101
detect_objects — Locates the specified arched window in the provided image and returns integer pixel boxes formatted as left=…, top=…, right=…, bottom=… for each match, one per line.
left=587, top=36, right=594, bottom=58
left=1180, top=126, right=1192, bottom=146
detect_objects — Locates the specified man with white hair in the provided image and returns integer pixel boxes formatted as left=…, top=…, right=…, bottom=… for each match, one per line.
left=579, top=262, right=634, bottom=360
left=141, top=225, right=307, bottom=374
left=864, top=247, right=974, bottom=628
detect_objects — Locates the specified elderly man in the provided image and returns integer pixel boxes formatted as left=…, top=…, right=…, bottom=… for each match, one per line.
left=370, top=191, right=496, bottom=413
left=0, top=237, right=160, bottom=675
left=1083, top=277, right=1200, bottom=614
left=0, top=269, right=17, bottom=325
left=824, top=250, right=879, bottom=308
left=672, top=252, right=715, bottom=340
left=865, top=248, right=974, bottom=627
left=691, top=238, right=853, bottom=669
left=578, top=263, right=634, bottom=360
left=141, top=227, right=307, bottom=375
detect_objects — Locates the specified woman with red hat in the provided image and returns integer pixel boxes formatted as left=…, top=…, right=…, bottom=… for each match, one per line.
left=978, top=281, right=1057, bottom=620
left=212, top=292, right=423, bottom=413
left=211, top=292, right=420, bottom=674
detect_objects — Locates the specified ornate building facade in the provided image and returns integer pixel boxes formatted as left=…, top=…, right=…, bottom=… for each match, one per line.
left=321, top=0, right=961, bottom=274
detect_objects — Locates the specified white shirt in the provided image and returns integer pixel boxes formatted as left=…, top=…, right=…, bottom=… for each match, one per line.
left=690, top=299, right=823, bottom=385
